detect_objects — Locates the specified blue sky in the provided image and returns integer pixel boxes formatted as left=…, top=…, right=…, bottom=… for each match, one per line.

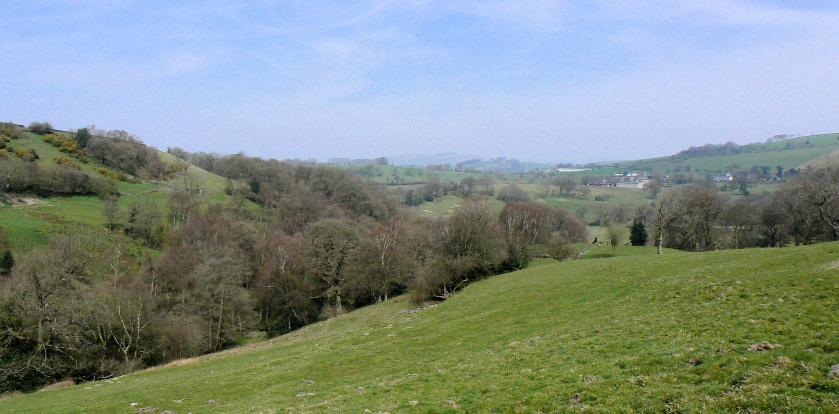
left=2, top=1, right=838, bottom=163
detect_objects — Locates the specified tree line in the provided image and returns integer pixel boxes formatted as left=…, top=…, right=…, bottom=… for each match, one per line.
left=650, top=164, right=839, bottom=251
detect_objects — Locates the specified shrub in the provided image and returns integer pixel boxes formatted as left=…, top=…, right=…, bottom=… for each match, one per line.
left=74, top=128, right=91, bottom=147
left=13, top=148, right=38, bottom=162
left=98, top=167, right=131, bottom=182
left=0, top=123, right=23, bottom=140
left=496, top=184, right=530, bottom=202
left=53, top=156, right=80, bottom=169
left=27, top=121, right=53, bottom=135
left=0, top=251, right=13, bottom=275
left=43, top=134, right=87, bottom=162
left=547, top=235, right=575, bottom=261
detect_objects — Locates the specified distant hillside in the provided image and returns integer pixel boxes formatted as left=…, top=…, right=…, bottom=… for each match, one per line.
left=558, top=133, right=839, bottom=177
left=388, top=152, right=480, bottom=167
left=4, top=243, right=838, bottom=412
left=389, top=153, right=548, bottom=173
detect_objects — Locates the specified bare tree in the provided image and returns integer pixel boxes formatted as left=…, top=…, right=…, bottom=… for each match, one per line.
left=658, top=185, right=726, bottom=251
left=777, top=183, right=823, bottom=245
left=500, top=202, right=548, bottom=269
left=721, top=201, right=757, bottom=249
left=101, top=196, right=122, bottom=231
left=607, top=225, right=626, bottom=256
left=791, top=165, right=839, bottom=236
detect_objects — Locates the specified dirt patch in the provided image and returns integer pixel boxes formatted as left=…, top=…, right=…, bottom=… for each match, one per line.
left=747, top=341, right=781, bottom=351
left=820, top=260, right=839, bottom=271
left=38, top=379, right=75, bottom=391
left=0, top=392, right=24, bottom=402
left=158, top=356, right=204, bottom=369
left=395, top=302, right=438, bottom=316
left=27, top=211, right=68, bottom=225
left=0, top=193, right=50, bottom=207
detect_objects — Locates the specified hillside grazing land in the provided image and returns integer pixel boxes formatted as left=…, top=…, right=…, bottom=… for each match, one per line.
left=3, top=242, right=838, bottom=413
left=592, top=133, right=839, bottom=175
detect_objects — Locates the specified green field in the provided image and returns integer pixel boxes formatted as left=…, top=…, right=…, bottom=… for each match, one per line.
left=408, top=195, right=507, bottom=219
left=0, top=132, right=241, bottom=250
left=4, top=242, right=838, bottom=413
left=610, top=134, right=839, bottom=174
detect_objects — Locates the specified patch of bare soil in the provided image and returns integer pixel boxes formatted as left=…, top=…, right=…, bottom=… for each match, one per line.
left=747, top=341, right=781, bottom=351
left=0, top=193, right=50, bottom=207
left=37, top=379, right=75, bottom=392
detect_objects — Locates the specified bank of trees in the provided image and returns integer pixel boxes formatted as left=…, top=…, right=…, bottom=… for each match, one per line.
left=1, top=147, right=592, bottom=392
left=85, top=127, right=185, bottom=181
left=650, top=165, right=839, bottom=251
left=0, top=155, right=117, bottom=196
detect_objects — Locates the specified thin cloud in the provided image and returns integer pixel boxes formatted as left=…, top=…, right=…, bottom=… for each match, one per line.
left=2, top=1, right=838, bottom=163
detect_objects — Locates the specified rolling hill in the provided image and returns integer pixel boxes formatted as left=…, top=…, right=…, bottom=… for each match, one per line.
left=585, top=133, right=839, bottom=175
left=3, top=243, right=837, bottom=412
left=0, top=129, right=234, bottom=249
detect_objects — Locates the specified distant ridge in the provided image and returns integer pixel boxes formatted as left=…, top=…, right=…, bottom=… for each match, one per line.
left=387, top=153, right=480, bottom=167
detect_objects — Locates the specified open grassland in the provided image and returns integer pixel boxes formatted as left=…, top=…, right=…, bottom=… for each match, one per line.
left=559, top=134, right=839, bottom=177
left=337, top=164, right=523, bottom=187
left=543, top=186, right=652, bottom=222
left=0, top=195, right=157, bottom=257
left=633, top=145, right=839, bottom=173
left=5, top=242, right=838, bottom=413
left=580, top=244, right=677, bottom=260
left=614, top=134, right=839, bottom=173
left=408, top=196, right=506, bottom=219
left=9, top=131, right=105, bottom=177
left=0, top=135, right=239, bottom=248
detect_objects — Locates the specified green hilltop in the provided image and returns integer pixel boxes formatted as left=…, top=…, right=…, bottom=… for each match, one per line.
left=594, top=133, right=839, bottom=175
left=3, top=243, right=837, bottom=413
left=0, top=127, right=232, bottom=249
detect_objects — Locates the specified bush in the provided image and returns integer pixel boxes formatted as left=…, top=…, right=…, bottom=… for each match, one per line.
left=496, top=184, right=530, bottom=202
left=27, top=121, right=53, bottom=135
left=0, top=251, right=13, bottom=275
left=0, top=123, right=23, bottom=140
left=53, top=156, right=80, bottom=169
left=74, top=128, right=91, bottom=147
left=43, top=134, right=87, bottom=162
left=547, top=235, right=575, bottom=261
left=13, top=148, right=38, bottom=162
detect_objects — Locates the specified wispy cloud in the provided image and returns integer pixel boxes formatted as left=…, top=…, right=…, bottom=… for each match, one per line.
left=3, top=1, right=839, bottom=162
left=446, top=0, right=569, bottom=28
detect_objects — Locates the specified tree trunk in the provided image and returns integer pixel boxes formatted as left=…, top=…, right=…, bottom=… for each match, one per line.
left=658, top=228, right=664, bottom=255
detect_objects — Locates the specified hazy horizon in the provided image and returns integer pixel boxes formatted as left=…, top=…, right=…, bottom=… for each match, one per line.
left=3, top=1, right=838, bottom=164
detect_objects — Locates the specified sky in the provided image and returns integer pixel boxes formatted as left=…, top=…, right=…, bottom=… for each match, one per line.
left=2, top=1, right=839, bottom=164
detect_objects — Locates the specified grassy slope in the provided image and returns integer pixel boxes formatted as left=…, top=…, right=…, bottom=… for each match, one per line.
left=4, top=243, right=838, bottom=413
left=0, top=134, right=234, bottom=249
left=1, top=132, right=157, bottom=249
left=617, top=133, right=839, bottom=173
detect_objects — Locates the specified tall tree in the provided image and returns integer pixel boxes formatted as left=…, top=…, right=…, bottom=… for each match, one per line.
left=629, top=219, right=648, bottom=246
left=500, top=202, right=548, bottom=269
left=303, top=219, right=362, bottom=313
